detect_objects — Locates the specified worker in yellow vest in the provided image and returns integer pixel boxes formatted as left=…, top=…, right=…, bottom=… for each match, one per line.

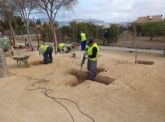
left=85, top=38, right=99, bottom=81
left=39, top=44, right=53, bottom=64
left=58, top=43, right=65, bottom=53
left=80, top=31, right=87, bottom=51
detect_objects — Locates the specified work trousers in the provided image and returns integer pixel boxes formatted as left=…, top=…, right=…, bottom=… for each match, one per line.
left=81, top=41, right=86, bottom=51
left=87, top=60, right=97, bottom=81
left=43, top=46, right=53, bottom=64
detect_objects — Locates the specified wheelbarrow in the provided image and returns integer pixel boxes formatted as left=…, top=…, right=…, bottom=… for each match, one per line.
left=12, top=55, right=30, bottom=67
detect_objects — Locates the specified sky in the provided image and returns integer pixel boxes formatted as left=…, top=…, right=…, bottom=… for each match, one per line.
left=34, top=0, right=165, bottom=23
left=57, top=0, right=165, bottom=22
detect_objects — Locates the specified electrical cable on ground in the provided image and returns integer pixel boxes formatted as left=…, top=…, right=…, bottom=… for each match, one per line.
left=11, top=72, right=95, bottom=122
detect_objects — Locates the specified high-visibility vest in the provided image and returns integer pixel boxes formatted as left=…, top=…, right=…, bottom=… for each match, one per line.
left=40, top=44, right=49, bottom=52
left=58, top=43, right=65, bottom=49
left=87, top=43, right=99, bottom=61
left=80, top=33, right=87, bottom=42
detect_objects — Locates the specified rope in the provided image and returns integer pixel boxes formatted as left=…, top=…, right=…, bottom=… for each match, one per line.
left=11, top=72, right=95, bottom=122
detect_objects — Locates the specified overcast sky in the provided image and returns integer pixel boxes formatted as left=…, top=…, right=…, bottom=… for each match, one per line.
left=55, top=0, right=165, bottom=23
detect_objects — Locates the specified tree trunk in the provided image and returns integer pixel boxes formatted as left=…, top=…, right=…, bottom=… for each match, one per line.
left=36, top=29, right=40, bottom=49
left=150, top=36, right=153, bottom=41
left=53, top=25, right=58, bottom=54
left=135, top=49, right=138, bottom=63
left=131, top=32, right=135, bottom=48
left=107, top=39, right=110, bottom=44
left=14, top=17, right=18, bottom=32
left=73, top=28, right=75, bottom=42
left=26, top=22, right=33, bottom=51
left=0, top=48, right=7, bottom=77
left=103, top=39, right=106, bottom=46
left=9, top=19, right=16, bottom=46
left=75, top=27, right=77, bottom=42
left=59, top=28, right=62, bottom=42
left=50, top=22, right=57, bottom=54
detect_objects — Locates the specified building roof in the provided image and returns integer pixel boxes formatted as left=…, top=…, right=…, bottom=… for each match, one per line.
left=136, top=15, right=163, bottom=23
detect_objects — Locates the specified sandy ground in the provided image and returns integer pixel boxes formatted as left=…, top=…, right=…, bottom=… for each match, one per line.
left=0, top=49, right=165, bottom=122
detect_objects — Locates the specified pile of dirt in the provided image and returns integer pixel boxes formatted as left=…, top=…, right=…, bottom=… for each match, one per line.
left=69, top=68, right=114, bottom=86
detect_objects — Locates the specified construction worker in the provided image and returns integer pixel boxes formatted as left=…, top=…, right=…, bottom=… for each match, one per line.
left=85, top=38, right=99, bottom=81
left=58, top=43, right=65, bottom=53
left=39, top=44, right=53, bottom=64
left=80, top=31, right=87, bottom=51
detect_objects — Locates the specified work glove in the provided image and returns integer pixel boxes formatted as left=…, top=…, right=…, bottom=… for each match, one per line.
left=84, top=54, right=88, bottom=59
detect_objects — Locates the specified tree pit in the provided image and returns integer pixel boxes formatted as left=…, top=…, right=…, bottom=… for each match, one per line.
left=69, top=68, right=115, bottom=86
left=136, top=60, right=154, bottom=65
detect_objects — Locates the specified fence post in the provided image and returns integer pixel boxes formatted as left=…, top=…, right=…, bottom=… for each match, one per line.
left=0, top=48, right=7, bottom=78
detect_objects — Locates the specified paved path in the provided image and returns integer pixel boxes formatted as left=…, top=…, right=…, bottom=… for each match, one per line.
left=16, top=42, right=165, bottom=55
left=100, top=46, right=164, bottom=55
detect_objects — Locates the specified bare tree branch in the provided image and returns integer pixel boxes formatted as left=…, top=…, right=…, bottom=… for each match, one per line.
left=38, top=0, right=77, bottom=54
left=0, top=0, right=16, bottom=45
left=14, top=0, right=39, bottom=50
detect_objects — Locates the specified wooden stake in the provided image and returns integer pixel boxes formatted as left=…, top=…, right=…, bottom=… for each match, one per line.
left=135, top=49, right=138, bottom=63
left=132, top=23, right=137, bottom=64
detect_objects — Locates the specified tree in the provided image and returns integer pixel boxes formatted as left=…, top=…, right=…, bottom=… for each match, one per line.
left=59, top=21, right=108, bottom=44
left=128, top=23, right=137, bottom=48
left=70, top=21, right=98, bottom=41
left=0, top=20, right=9, bottom=30
left=15, top=0, right=39, bottom=50
left=0, top=0, right=16, bottom=45
left=103, top=28, right=110, bottom=45
left=13, top=16, right=26, bottom=34
left=109, top=24, right=120, bottom=43
left=137, top=21, right=165, bottom=40
left=38, top=0, right=77, bottom=53
left=60, top=25, right=72, bottom=42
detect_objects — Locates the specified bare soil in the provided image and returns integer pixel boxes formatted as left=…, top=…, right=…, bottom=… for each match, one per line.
left=0, top=50, right=165, bottom=122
